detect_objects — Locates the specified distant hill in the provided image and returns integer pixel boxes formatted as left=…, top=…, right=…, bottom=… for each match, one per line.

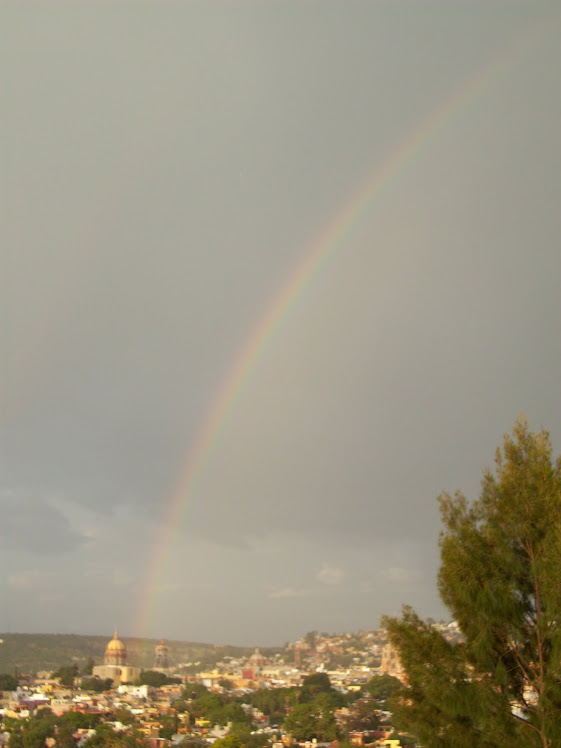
left=0, top=633, right=278, bottom=675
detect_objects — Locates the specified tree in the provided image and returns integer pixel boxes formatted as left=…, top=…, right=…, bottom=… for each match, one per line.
left=111, top=706, right=136, bottom=726
left=58, top=710, right=100, bottom=730
left=304, top=631, right=318, bottom=650
left=340, top=698, right=381, bottom=733
left=174, top=698, right=188, bottom=713
left=137, top=669, right=181, bottom=687
left=52, top=664, right=79, bottom=688
left=175, top=739, right=208, bottom=748
left=384, top=419, right=561, bottom=747
left=55, top=723, right=78, bottom=748
left=80, top=676, right=113, bottom=692
left=8, top=732, right=24, bottom=748
left=0, top=673, right=18, bottom=692
left=249, top=685, right=298, bottom=724
left=283, top=693, right=338, bottom=742
left=8, top=710, right=55, bottom=748
left=229, top=721, right=269, bottom=748
left=137, top=670, right=168, bottom=688
left=83, top=724, right=149, bottom=747
left=366, top=674, right=401, bottom=704
left=82, top=657, right=95, bottom=675
left=183, top=682, right=209, bottom=700
left=300, top=672, right=333, bottom=703
left=211, top=736, right=244, bottom=748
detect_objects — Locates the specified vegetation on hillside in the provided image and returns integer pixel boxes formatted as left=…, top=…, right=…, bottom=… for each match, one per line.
left=0, top=633, right=277, bottom=674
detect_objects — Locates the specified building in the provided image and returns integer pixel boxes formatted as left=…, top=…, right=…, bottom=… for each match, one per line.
left=380, top=640, right=405, bottom=681
left=92, top=631, right=141, bottom=687
left=153, top=640, right=169, bottom=670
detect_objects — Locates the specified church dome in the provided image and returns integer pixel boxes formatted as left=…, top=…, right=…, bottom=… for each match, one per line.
left=106, top=630, right=125, bottom=652
left=105, top=630, right=127, bottom=666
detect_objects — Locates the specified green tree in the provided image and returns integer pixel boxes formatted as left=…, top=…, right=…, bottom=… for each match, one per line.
left=0, top=673, right=18, bottom=691
left=183, top=682, right=209, bottom=700
left=111, top=706, right=136, bottom=726
left=284, top=693, right=338, bottom=742
left=59, top=710, right=100, bottom=730
left=7, top=712, right=56, bottom=748
left=188, top=692, right=223, bottom=719
left=82, top=657, right=95, bottom=675
left=173, top=698, right=188, bottom=713
left=52, top=664, right=79, bottom=687
left=304, top=631, right=318, bottom=650
left=366, top=674, right=401, bottom=703
left=300, top=672, right=333, bottom=703
left=55, top=723, right=78, bottom=748
left=384, top=419, right=561, bottom=747
left=230, top=721, right=268, bottom=748
left=212, top=736, right=244, bottom=748
left=8, top=731, right=24, bottom=748
left=83, top=724, right=149, bottom=747
left=80, top=676, right=113, bottom=692
left=175, top=739, right=208, bottom=748
left=137, top=669, right=168, bottom=687
left=250, top=685, right=297, bottom=724
left=82, top=724, right=118, bottom=747
left=341, top=697, right=381, bottom=732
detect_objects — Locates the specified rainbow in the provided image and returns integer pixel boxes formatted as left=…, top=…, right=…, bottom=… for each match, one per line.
left=132, top=19, right=549, bottom=639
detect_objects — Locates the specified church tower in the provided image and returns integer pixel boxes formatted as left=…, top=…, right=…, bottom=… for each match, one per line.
left=92, top=629, right=141, bottom=686
left=153, top=639, right=169, bottom=669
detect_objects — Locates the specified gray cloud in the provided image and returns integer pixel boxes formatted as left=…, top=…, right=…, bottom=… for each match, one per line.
left=267, top=588, right=309, bottom=599
left=317, top=565, right=345, bottom=586
left=0, top=491, right=85, bottom=555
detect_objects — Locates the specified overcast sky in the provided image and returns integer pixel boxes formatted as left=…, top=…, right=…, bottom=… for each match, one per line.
left=1, top=1, right=560, bottom=647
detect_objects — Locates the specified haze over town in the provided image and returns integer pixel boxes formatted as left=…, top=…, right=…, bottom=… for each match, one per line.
left=2, top=2, right=560, bottom=645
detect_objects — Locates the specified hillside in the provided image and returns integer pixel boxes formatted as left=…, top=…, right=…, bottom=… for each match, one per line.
left=0, top=633, right=277, bottom=675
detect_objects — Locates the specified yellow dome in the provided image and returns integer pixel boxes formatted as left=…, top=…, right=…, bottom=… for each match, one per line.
left=106, top=630, right=126, bottom=652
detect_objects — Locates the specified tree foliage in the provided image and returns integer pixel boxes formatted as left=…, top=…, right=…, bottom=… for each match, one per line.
left=111, top=706, right=137, bottom=726
left=52, top=664, right=79, bottom=687
left=340, top=697, right=381, bottom=732
left=0, top=673, right=18, bottom=692
left=55, top=723, right=78, bottom=748
left=211, top=736, right=245, bottom=748
left=283, top=693, right=338, bottom=742
left=187, top=690, right=251, bottom=728
left=82, top=656, right=95, bottom=675
left=229, top=720, right=270, bottom=748
left=82, top=724, right=149, bottom=747
left=80, top=676, right=113, bottom=692
left=137, top=669, right=180, bottom=687
left=183, top=682, right=210, bottom=700
left=366, top=674, right=401, bottom=703
left=175, top=739, right=209, bottom=748
left=300, top=672, right=335, bottom=703
left=249, top=686, right=299, bottom=725
left=384, top=419, right=561, bottom=747
left=8, top=709, right=55, bottom=748
left=59, top=710, right=101, bottom=729
left=304, top=631, right=319, bottom=649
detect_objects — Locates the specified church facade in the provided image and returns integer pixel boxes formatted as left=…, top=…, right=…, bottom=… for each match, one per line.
left=92, top=631, right=141, bottom=686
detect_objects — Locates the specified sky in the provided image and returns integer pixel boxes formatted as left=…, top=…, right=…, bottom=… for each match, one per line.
left=1, top=1, right=560, bottom=647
